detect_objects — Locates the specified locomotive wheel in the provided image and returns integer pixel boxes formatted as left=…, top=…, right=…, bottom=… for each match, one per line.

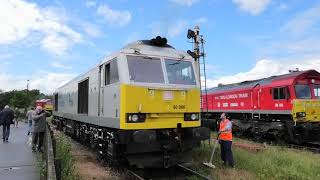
left=269, top=130, right=288, bottom=145
left=253, top=132, right=263, bottom=141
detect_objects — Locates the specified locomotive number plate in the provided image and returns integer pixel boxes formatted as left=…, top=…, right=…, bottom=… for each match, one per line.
left=163, top=91, right=173, bottom=100
left=173, top=105, right=186, bottom=110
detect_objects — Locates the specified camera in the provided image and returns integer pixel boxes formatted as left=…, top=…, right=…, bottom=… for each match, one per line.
left=38, top=110, right=45, bottom=115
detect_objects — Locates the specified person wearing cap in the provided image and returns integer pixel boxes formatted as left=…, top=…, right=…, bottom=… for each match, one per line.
left=1, top=105, right=14, bottom=142
left=32, top=106, right=47, bottom=152
left=218, top=112, right=234, bottom=167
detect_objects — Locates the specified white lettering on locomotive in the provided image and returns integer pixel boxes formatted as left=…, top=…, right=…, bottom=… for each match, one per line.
left=215, top=93, right=249, bottom=100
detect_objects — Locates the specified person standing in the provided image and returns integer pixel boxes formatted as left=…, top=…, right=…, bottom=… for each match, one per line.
left=1, top=105, right=14, bottom=143
left=13, top=107, right=20, bottom=128
left=218, top=112, right=234, bottom=168
left=0, top=108, right=4, bottom=138
left=32, top=106, right=47, bottom=152
left=26, top=107, right=35, bottom=136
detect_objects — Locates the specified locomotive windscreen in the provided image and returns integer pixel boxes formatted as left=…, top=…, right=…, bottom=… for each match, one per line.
left=295, top=84, right=311, bottom=99
left=165, top=59, right=196, bottom=85
left=127, top=55, right=164, bottom=83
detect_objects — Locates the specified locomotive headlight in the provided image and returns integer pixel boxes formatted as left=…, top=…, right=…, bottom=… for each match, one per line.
left=184, top=113, right=199, bottom=121
left=296, top=112, right=306, bottom=118
left=126, top=113, right=146, bottom=123
left=132, top=114, right=139, bottom=122
left=191, top=113, right=197, bottom=120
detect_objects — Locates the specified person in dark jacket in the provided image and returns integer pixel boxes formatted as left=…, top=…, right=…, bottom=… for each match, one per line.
left=0, top=108, right=4, bottom=125
left=1, top=105, right=14, bottom=142
left=32, top=106, right=47, bottom=152
left=0, top=108, right=3, bottom=136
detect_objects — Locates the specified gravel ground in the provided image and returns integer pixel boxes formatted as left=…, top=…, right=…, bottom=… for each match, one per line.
left=70, top=140, right=126, bottom=180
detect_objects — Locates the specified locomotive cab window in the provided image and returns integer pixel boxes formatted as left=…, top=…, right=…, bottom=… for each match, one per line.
left=295, top=84, right=311, bottom=99
left=165, top=59, right=196, bottom=85
left=127, top=55, right=164, bottom=83
left=105, top=59, right=119, bottom=85
left=273, top=87, right=288, bottom=100
left=314, top=85, right=320, bottom=99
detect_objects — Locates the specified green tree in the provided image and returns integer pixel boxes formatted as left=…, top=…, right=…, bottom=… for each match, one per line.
left=0, top=89, right=51, bottom=109
left=9, top=90, right=30, bottom=108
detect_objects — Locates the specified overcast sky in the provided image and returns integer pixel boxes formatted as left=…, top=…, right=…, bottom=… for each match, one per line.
left=1, top=0, right=320, bottom=93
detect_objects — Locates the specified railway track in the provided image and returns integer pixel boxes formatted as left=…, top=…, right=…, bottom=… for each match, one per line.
left=127, top=164, right=212, bottom=180
left=288, top=144, right=320, bottom=153
left=233, top=135, right=320, bottom=154
left=50, top=123, right=213, bottom=179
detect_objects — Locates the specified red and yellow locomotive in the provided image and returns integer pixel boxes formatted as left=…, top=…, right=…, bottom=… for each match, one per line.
left=202, top=69, right=320, bottom=144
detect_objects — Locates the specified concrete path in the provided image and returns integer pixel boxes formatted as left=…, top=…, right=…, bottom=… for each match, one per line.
left=0, top=123, right=39, bottom=180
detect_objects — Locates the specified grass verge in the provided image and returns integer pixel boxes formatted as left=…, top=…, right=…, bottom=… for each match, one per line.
left=35, top=153, right=46, bottom=180
left=55, top=133, right=79, bottom=180
left=189, top=139, right=320, bottom=180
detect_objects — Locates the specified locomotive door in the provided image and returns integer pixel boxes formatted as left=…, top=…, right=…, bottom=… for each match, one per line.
left=252, top=84, right=261, bottom=110
left=99, top=65, right=104, bottom=116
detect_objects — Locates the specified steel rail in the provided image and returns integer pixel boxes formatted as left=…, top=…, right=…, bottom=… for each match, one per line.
left=128, top=170, right=145, bottom=180
left=177, top=164, right=213, bottom=180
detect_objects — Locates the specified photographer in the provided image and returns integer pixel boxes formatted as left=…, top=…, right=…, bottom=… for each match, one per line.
left=32, top=106, right=48, bottom=152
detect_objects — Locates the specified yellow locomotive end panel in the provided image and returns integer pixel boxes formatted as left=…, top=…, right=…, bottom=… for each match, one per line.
left=292, top=99, right=320, bottom=123
left=120, top=84, right=201, bottom=129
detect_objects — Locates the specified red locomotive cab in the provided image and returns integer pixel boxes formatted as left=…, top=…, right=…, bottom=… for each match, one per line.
left=283, top=70, right=320, bottom=102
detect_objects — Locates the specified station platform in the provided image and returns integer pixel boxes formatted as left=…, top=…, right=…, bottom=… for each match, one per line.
left=0, top=123, right=39, bottom=180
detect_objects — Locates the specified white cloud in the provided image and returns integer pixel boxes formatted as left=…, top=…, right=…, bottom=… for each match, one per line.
left=0, top=0, right=82, bottom=55
left=170, top=0, right=199, bottom=7
left=82, top=23, right=103, bottom=38
left=273, top=38, right=320, bottom=54
left=281, top=5, right=320, bottom=35
left=50, top=62, right=72, bottom=70
left=205, top=58, right=320, bottom=88
left=232, top=0, right=271, bottom=15
left=151, top=20, right=188, bottom=38
left=97, top=5, right=131, bottom=27
left=41, top=34, right=70, bottom=55
left=0, top=71, right=76, bottom=94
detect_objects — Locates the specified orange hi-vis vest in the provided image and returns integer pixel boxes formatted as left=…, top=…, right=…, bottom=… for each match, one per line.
left=219, top=119, right=233, bottom=141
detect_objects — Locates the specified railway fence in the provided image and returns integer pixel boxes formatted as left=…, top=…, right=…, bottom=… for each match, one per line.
left=42, top=123, right=59, bottom=180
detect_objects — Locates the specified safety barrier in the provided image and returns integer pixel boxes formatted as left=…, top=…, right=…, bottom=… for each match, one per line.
left=43, top=123, right=57, bottom=180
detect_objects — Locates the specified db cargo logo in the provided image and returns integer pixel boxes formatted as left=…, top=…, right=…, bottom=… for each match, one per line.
left=215, top=93, right=249, bottom=100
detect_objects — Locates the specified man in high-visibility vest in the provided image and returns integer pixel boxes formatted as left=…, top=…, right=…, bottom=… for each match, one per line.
left=218, top=113, right=234, bottom=167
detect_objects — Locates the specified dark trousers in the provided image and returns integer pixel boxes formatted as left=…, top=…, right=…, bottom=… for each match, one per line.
left=220, top=140, right=234, bottom=167
left=32, top=132, right=45, bottom=150
left=2, top=124, right=10, bottom=141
